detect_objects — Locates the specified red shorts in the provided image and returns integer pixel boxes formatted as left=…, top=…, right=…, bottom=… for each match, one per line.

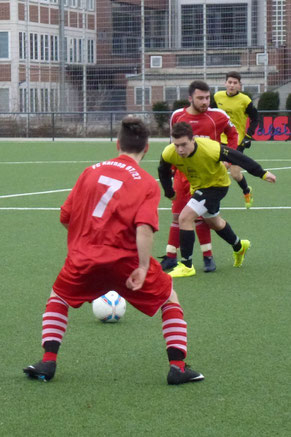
left=53, top=246, right=172, bottom=317
left=172, top=170, right=191, bottom=214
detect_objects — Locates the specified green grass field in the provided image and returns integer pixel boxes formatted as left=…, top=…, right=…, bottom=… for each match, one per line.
left=1, top=140, right=290, bottom=436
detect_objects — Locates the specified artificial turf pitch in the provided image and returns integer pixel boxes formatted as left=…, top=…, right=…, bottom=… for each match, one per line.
left=0, top=140, right=290, bottom=436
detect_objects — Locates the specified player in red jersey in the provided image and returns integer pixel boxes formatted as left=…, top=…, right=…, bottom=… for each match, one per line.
left=160, top=80, right=238, bottom=273
left=23, top=117, right=204, bottom=386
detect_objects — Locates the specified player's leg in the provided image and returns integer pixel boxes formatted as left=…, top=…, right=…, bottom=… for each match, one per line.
left=230, top=164, right=253, bottom=209
left=167, top=204, right=198, bottom=277
left=162, top=288, right=204, bottom=384
left=194, top=217, right=216, bottom=272
left=205, top=215, right=250, bottom=267
left=160, top=212, right=179, bottom=271
left=160, top=172, right=190, bottom=271
left=23, top=289, right=69, bottom=382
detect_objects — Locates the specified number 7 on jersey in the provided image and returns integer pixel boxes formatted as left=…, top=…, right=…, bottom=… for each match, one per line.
left=92, top=175, right=123, bottom=218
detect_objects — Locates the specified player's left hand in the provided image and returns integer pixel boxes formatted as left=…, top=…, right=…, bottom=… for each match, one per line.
left=126, top=267, right=147, bottom=291
left=263, top=171, right=276, bottom=183
left=240, top=134, right=252, bottom=148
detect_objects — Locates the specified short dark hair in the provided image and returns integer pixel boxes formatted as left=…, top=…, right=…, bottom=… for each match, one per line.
left=171, top=122, right=193, bottom=140
left=118, top=116, right=149, bottom=153
left=188, top=80, right=210, bottom=97
left=226, top=71, right=241, bottom=82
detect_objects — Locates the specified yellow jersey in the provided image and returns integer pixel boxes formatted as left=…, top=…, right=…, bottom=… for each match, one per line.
left=161, top=137, right=230, bottom=194
left=214, top=91, right=252, bottom=144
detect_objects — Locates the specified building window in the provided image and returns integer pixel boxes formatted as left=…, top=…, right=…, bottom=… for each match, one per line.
left=165, top=87, right=178, bottom=104
left=40, top=34, right=49, bottom=61
left=0, top=32, right=9, bottom=59
left=87, top=0, right=94, bottom=11
left=20, top=89, right=27, bottom=112
left=50, top=35, right=58, bottom=61
left=64, top=37, right=68, bottom=62
left=181, top=3, right=248, bottom=49
left=19, top=32, right=26, bottom=60
left=112, top=2, right=140, bottom=55
left=176, top=53, right=240, bottom=67
left=87, top=39, right=94, bottom=63
left=30, top=33, right=38, bottom=60
left=135, top=87, right=150, bottom=105
left=0, top=89, right=9, bottom=111
left=272, top=0, right=286, bottom=46
left=78, top=39, right=82, bottom=63
left=30, top=88, right=38, bottom=113
left=165, top=87, right=189, bottom=104
left=40, top=88, right=49, bottom=112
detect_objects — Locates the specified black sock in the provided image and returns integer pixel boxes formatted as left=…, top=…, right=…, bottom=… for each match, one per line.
left=237, top=176, right=250, bottom=194
left=216, top=222, right=240, bottom=247
left=167, top=347, right=185, bottom=361
left=44, top=340, right=60, bottom=354
left=179, top=229, right=195, bottom=268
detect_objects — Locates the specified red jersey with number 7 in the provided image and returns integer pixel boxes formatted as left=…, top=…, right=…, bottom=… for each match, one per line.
left=60, top=154, right=160, bottom=259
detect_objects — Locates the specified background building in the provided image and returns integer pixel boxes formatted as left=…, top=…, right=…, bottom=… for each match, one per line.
left=0, top=0, right=290, bottom=117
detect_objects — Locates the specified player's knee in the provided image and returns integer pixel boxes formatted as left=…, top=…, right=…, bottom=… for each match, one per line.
left=167, top=289, right=180, bottom=304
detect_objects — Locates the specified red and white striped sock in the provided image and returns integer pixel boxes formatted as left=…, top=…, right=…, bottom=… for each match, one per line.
left=161, top=303, right=187, bottom=369
left=41, top=295, right=69, bottom=362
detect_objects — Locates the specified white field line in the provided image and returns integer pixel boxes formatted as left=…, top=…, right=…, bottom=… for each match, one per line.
left=0, top=206, right=290, bottom=211
left=0, top=162, right=289, bottom=199
left=1, top=158, right=291, bottom=165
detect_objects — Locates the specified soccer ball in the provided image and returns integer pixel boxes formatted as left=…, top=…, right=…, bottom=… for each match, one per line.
left=92, top=291, right=126, bottom=323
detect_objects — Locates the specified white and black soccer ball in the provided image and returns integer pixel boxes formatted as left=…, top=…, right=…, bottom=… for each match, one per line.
left=92, top=291, right=126, bottom=323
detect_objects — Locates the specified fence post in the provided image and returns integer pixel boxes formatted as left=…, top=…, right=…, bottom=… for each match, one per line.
left=52, top=112, right=55, bottom=141
left=110, top=112, right=113, bottom=142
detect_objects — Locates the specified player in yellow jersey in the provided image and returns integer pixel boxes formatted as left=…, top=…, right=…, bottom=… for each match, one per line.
left=214, top=71, right=259, bottom=209
left=158, top=122, right=276, bottom=277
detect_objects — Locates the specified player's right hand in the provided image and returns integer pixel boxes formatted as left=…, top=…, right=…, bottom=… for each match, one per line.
left=126, top=268, right=147, bottom=291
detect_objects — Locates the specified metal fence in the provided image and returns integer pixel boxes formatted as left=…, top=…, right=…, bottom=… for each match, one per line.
left=0, top=1, right=291, bottom=114
left=1, top=110, right=291, bottom=141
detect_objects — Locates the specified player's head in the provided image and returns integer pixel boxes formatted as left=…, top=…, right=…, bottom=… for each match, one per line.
left=171, top=122, right=195, bottom=157
left=188, top=80, right=210, bottom=114
left=118, top=116, right=149, bottom=154
left=225, top=71, right=241, bottom=96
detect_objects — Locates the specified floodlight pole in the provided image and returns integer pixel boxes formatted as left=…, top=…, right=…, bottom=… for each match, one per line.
left=203, top=0, right=207, bottom=81
left=141, top=0, right=145, bottom=112
left=263, top=0, right=268, bottom=91
left=59, top=0, right=66, bottom=112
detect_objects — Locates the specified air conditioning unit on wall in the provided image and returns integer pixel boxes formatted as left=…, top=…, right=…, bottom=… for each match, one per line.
left=256, top=53, right=268, bottom=65
left=150, top=56, right=162, bottom=68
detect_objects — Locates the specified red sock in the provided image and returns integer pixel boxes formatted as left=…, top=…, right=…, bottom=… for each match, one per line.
left=161, top=303, right=187, bottom=358
left=43, top=352, right=58, bottom=362
left=195, top=218, right=212, bottom=257
left=169, top=360, right=186, bottom=371
left=42, top=295, right=69, bottom=361
left=166, top=223, right=180, bottom=258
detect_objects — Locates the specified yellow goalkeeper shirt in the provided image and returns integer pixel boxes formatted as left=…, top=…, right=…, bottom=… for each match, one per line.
left=161, top=137, right=230, bottom=194
left=214, top=91, right=252, bottom=144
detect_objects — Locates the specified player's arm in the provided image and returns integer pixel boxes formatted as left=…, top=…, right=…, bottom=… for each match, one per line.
left=240, top=102, right=259, bottom=148
left=223, top=121, right=239, bottom=149
left=125, top=224, right=153, bottom=291
left=158, top=156, right=176, bottom=199
left=220, top=146, right=276, bottom=182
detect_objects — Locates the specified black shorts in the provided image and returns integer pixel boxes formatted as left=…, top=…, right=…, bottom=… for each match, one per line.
left=188, top=186, right=229, bottom=217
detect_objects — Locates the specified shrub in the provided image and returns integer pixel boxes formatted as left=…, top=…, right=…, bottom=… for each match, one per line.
left=152, top=101, right=170, bottom=131
left=285, top=94, right=291, bottom=110
left=172, top=99, right=189, bottom=111
left=257, top=91, right=280, bottom=110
